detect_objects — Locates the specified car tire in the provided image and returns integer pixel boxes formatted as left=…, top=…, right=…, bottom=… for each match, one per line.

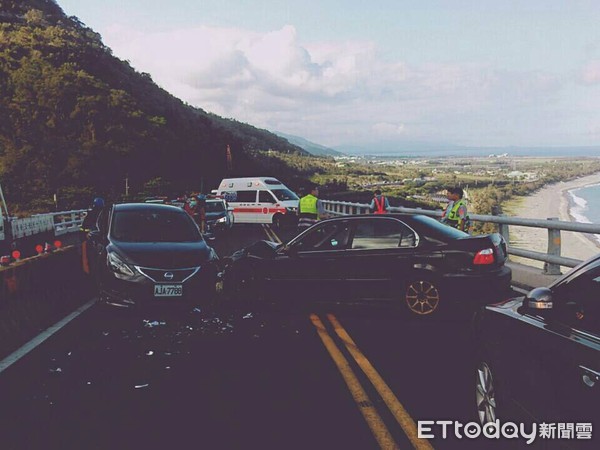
left=404, top=277, right=442, bottom=316
left=272, top=213, right=284, bottom=230
left=221, top=262, right=248, bottom=309
left=475, top=360, right=503, bottom=425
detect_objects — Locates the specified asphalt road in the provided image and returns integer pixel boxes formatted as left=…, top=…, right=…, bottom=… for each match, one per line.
left=0, top=223, right=520, bottom=450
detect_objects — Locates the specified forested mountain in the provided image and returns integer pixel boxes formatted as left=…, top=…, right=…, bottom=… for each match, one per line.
left=0, top=0, right=307, bottom=212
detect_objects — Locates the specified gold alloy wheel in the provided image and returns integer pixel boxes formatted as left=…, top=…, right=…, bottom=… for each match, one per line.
left=405, top=280, right=440, bottom=315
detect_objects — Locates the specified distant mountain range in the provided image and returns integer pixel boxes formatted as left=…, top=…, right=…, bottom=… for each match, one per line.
left=275, top=132, right=344, bottom=157
left=335, top=141, right=600, bottom=157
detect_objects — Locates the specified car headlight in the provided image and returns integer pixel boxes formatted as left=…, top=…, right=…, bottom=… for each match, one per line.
left=216, top=216, right=227, bottom=223
left=107, top=252, right=135, bottom=277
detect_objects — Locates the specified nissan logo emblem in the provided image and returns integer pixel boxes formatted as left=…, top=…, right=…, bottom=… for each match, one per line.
left=164, top=272, right=174, bottom=280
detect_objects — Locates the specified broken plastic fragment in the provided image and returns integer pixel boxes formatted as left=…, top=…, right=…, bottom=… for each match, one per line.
left=144, top=320, right=166, bottom=328
left=243, top=313, right=253, bottom=319
left=134, top=383, right=149, bottom=389
left=146, top=351, right=154, bottom=356
left=193, top=308, right=202, bottom=314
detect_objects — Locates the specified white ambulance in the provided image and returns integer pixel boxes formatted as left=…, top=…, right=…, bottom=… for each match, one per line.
left=214, top=177, right=299, bottom=226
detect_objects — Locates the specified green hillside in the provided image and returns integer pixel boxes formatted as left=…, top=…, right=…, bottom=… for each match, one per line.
left=0, top=1, right=308, bottom=212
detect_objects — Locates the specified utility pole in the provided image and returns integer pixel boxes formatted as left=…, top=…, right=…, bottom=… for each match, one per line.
left=0, top=182, right=10, bottom=219
left=0, top=181, right=13, bottom=248
left=125, top=176, right=129, bottom=198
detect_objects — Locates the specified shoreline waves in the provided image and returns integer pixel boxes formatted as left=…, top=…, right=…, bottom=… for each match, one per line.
left=503, top=172, right=600, bottom=268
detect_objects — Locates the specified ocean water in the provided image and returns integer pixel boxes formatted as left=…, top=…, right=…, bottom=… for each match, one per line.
left=568, top=183, right=600, bottom=244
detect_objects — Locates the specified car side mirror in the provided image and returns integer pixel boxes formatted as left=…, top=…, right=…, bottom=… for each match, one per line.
left=525, top=287, right=554, bottom=310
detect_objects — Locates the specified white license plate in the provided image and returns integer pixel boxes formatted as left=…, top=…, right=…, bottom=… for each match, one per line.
left=154, top=284, right=183, bottom=297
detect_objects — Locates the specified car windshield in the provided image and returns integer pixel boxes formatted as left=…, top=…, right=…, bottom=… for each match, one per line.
left=111, top=209, right=201, bottom=242
left=411, top=215, right=468, bottom=241
left=205, top=201, right=225, bottom=213
left=271, top=189, right=299, bottom=201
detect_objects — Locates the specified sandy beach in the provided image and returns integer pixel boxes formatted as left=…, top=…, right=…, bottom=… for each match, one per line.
left=503, top=172, right=600, bottom=268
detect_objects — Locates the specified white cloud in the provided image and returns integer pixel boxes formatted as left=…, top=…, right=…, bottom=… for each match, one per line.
left=581, top=60, right=600, bottom=84
left=101, top=24, right=593, bottom=148
left=372, top=122, right=406, bottom=136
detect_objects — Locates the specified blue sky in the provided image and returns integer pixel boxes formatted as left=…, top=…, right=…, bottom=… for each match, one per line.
left=56, top=0, right=600, bottom=151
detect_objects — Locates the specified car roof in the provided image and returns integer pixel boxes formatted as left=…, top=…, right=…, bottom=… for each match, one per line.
left=318, top=213, right=425, bottom=222
left=113, top=203, right=184, bottom=212
left=549, top=252, right=600, bottom=288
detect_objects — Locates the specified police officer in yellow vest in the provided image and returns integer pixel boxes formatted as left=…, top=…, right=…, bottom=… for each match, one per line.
left=441, top=187, right=468, bottom=232
left=297, top=185, right=327, bottom=231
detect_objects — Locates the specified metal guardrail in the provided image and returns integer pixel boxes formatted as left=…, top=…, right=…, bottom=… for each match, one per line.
left=321, top=199, right=600, bottom=275
left=1, top=211, right=86, bottom=241
left=31, top=209, right=88, bottom=236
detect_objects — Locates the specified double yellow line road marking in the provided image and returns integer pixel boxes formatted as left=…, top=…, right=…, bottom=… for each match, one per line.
left=311, top=314, right=434, bottom=450
left=262, top=224, right=282, bottom=244
left=263, top=224, right=433, bottom=450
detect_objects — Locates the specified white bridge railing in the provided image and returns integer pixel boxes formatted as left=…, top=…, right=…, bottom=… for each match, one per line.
left=31, top=209, right=88, bottom=236
left=321, top=199, right=600, bottom=275
left=0, top=209, right=88, bottom=241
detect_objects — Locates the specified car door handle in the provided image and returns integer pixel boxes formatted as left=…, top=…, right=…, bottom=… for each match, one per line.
left=579, top=365, right=600, bottom=388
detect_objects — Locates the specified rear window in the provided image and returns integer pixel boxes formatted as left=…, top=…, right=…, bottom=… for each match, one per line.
left=351, top=219, right=417, bottom=249
left=410, top=215, right=468, bottom=242
left=205, top=201, right=225, bottom=213
left=111, top=209, right=201, bottom=243
left=264, top=179, right=282, bottom=185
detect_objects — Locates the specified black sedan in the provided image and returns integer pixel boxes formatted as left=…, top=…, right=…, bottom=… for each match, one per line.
left=86, top=203, right=219, bottom=310
left=474, top=254, right=600, bottom=431
left=222, top=214, right=511, bottom=315
left=205, top=198, right=233, bottom=232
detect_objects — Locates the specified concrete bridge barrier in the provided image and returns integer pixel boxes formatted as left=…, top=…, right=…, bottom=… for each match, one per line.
left=0, top=246, right=92, bottom=359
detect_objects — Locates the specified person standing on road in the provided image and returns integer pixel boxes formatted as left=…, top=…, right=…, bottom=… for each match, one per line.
left=81, top=197, right=104, bottom=231
left=441, top=187, right=469, bottom=232
left=184, top=195, right=198, bottom=218
left=297, top=185, right=327, bottom=231
left=197, top=194, right=207, bottom=234
left=80, top=197, right=105, bottom=275
left=369, top=189, right=389, bottom=214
